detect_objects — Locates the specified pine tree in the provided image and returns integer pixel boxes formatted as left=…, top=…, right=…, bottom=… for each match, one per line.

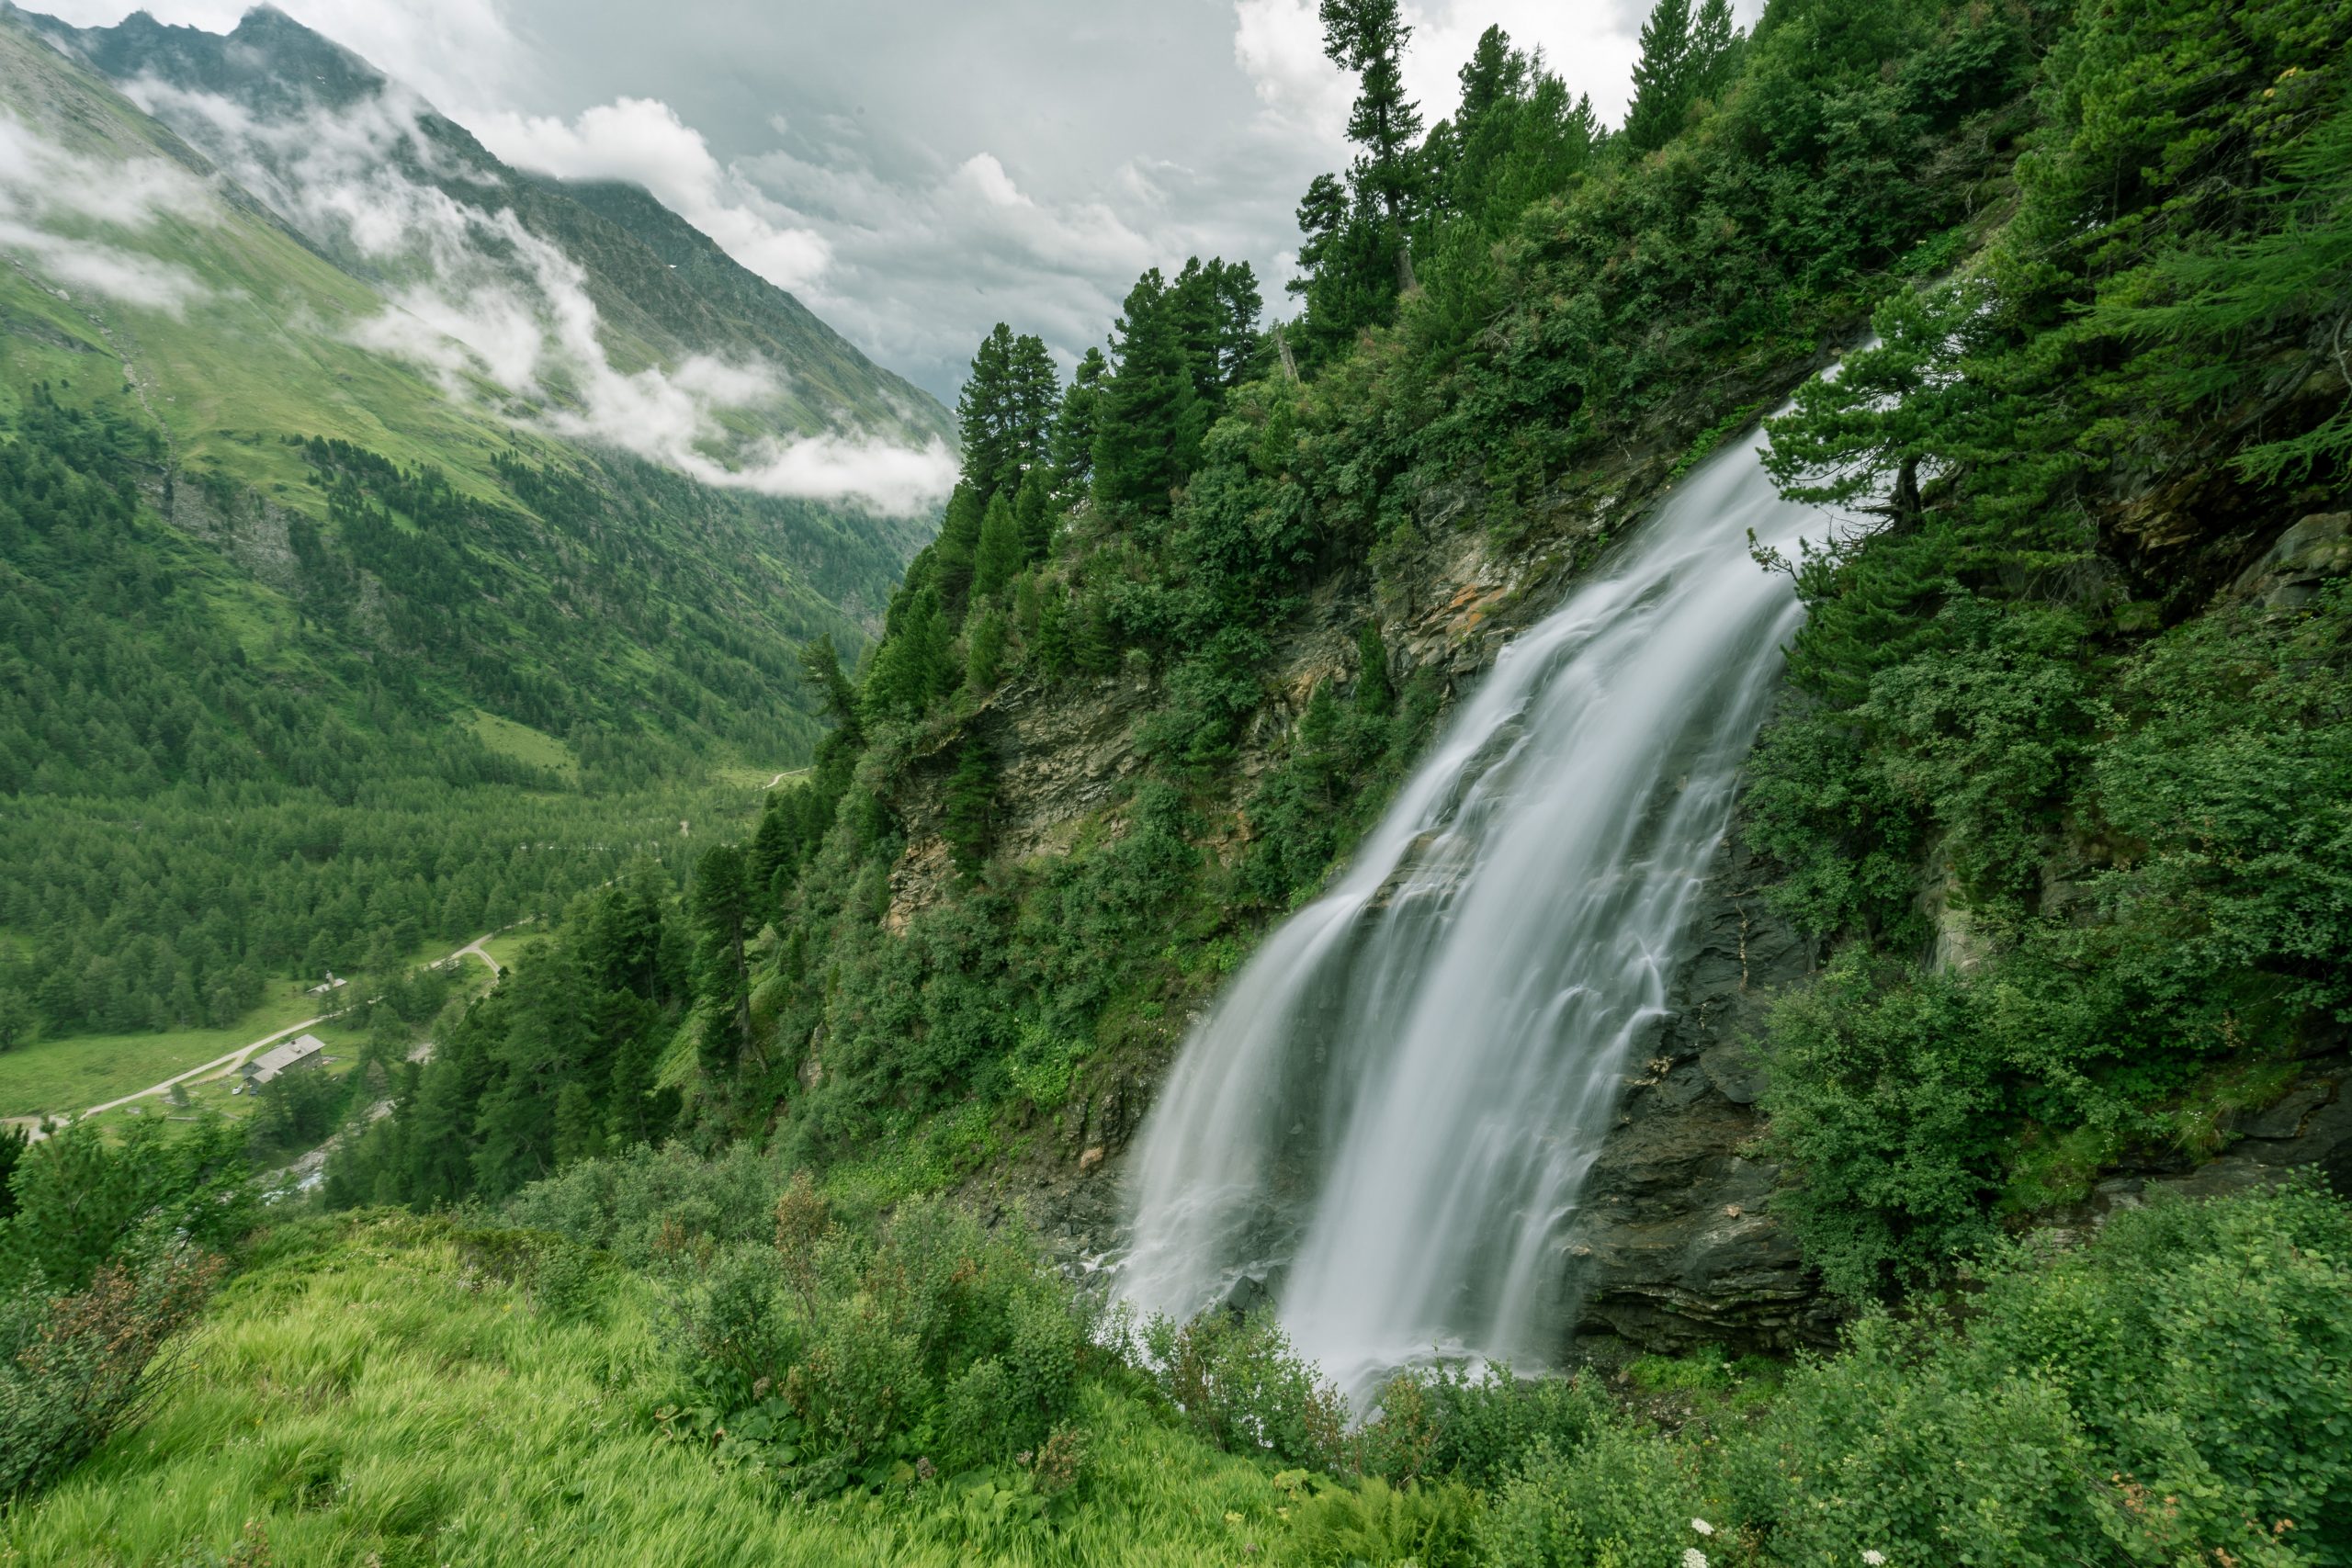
left=955, top=325, right=1060, bottom=501
left=1034, top=586, right=1073, bottom=679
left=0, top=988, right=33, bottom=1053
left=1290, top=173, right=1401, bottom=362
left=932, top=483, right=985, bottom=611
left=1073, top=595, right=1120, bottom=676
left=1690, top=0, right=1737, bottom=104
left=797, top=636, right=862, bottom=747
left=1355, top=621, right=1395, bottom=717
left=1006, top=333, right=1060, bottom=490
left=941, top=739, right=997, bottom=874
left=1624, top=0, right=1692, bottom=152
left=1013, top=571, right=1043, bottom=644
left=1054, top=347, right=1108, bottom=499
left=1623, top=0, right=1735, bottom=152
left=974, top=492, right=1022, bottom=603
left=862, top=588, right=952, bottom=722
left=956, top=324, right=1018, bottom=499
left=1012, top=462, right=1055, bottom=565
left=1092, top=270, right=1204, bottom=520
left=1320, top=0, right=1424, bottom=291
left=963, top=606, right=1008, bottom=696
left=1169, top=257, right=1265, bottom=404
left=689, top=843, right=756, bottom=1078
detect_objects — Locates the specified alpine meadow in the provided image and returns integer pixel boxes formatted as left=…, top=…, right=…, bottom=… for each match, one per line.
left=2, top=0, right=2348, bottom=1563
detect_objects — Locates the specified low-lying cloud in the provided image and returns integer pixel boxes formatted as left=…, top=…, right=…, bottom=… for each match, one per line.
left=108, top=77, right=952, bottom=513
left=471, top=96, right=831, bottom=295
left=0, top=110, right=217, bottom=313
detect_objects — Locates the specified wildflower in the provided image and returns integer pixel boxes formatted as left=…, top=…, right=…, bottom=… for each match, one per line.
left=1692, top=1518, right=1716, bottom=1537
left=1863, top=1552, right=1887, bottom=1566
left=1684, top=1551, right=1710, bottom=1568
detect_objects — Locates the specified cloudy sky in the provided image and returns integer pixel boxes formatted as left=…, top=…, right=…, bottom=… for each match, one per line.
left=36, top=0, right=1681, bottom=404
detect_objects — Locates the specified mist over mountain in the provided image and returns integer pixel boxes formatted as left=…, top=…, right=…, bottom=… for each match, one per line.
left=11, top=1, right=957, bottom=512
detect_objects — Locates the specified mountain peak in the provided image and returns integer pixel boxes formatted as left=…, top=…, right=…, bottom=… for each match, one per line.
left=17, top=2, right=389, bottom=115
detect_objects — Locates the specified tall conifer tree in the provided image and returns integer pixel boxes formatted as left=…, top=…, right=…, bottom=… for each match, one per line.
left=1320, top=0, right=1424, bottom=290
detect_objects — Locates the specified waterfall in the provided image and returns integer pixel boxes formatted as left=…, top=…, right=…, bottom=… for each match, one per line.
left=1116, top=417, right=1832, bottom=1404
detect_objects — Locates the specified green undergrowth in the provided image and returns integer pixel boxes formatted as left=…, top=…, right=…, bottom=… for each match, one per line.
left=7, top=1157, right=2348, bottom=1566
left=1, top=1213, right=1291, bottom=1568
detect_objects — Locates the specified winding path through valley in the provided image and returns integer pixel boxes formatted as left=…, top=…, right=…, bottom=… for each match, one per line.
left=14, top=922, right=527, bottom=1141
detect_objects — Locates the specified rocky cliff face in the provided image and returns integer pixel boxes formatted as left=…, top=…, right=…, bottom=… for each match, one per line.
left=1563, top=820, right=1843, bottom=1351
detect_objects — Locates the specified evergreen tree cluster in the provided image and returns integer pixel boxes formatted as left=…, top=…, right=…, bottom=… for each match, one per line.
left=324, top=863, right=691, bottom=1206
left=345, top=0, right=2042, bottom=1206
left=0, top=389, right=872, bottom=1052
left=1736, top=0, right=2352, bottom=1293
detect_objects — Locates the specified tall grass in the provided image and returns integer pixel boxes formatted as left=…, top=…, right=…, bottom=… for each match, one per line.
left=1, top=1214, right=1290, bottom=1566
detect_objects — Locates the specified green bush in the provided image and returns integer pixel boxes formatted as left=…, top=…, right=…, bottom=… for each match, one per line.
left=1354, top=1360, right=1611, bottom=1491
left=1283, top=1473, right=1482, bottom=1568
left=1721, top=1182, right=2351, bottom=1566
left=1, top=1118, right=253, bottom=1291
left=498, top=1141, right=783, bottom=1272
left=1759, top=582, right=2352, bottom=1290
left=0, top=1235, right=221, bottom=1501
left=670, top=1192, right=1088, bottom=1495
left=1140, top=1308, right=1349, bottom=1472
left=1475, top=1424, right=1710, bottom=1568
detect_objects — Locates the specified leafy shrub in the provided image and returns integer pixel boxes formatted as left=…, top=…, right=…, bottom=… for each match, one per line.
left=1140, top=1307, right=1348, bottom=1471
left=0, top=1236, right=222, bottom=1501
left=1475, top=1423, right=1709, bottom=1568
left=1721, top=1182, right=2351, bottom=1567
left=1759, top=582, right=2352, bottom=1291
left=1354, top=1360, right=1611, bottom=1491
left=530, top=1239, right=611, bottom=1326
left=670, top=1192, right=1089, bottom=1495
left=499, top=1142, right=784, bottom=1271
left=1, top=1118, right=254, bottom=1291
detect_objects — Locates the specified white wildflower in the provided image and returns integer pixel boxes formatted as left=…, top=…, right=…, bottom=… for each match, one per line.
left=1862, top=1553, right=1887, bottom=1566
left=1683, top=1551, right=1710, bottom=1568
left=1691, top=1518, right=1716, bottom=1537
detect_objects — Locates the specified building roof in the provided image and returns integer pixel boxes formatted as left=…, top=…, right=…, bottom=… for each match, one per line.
left=243, top=1033, right=326, bottom=1084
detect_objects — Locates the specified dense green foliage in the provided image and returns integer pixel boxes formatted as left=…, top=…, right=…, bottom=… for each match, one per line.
left=323, top=866, right=693, bottom=1207
left=0, top=384, right=876, bottom=1055
left=0, top=1115, right=256, bottom=1504
left=1746, top=0, right=2352, bottom=1292
left=16, top=1146, right=2352, bottom=1564
left=13, top=0, right=2349, bottom=1553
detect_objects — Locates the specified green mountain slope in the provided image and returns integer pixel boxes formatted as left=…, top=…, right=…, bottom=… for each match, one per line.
left=14, top=3, right=954, bottom=453
left=0, top=9, right=944, bottom=1086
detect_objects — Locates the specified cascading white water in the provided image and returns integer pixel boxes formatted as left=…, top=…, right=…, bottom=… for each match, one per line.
left=1117, top=417, right=1835, bottom=1404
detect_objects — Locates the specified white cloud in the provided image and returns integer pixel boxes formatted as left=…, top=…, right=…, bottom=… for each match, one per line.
left=106, top=74, right=950, bottom=512
left=0, top=110, right=218, bottom=313
left=1233, top=0, right=1353, bottom=139
left=471, top=96, right=831, bottom=293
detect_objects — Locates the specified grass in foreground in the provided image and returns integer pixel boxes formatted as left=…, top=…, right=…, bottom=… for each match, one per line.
left=0, top=1215, right=1288, bottom=1567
